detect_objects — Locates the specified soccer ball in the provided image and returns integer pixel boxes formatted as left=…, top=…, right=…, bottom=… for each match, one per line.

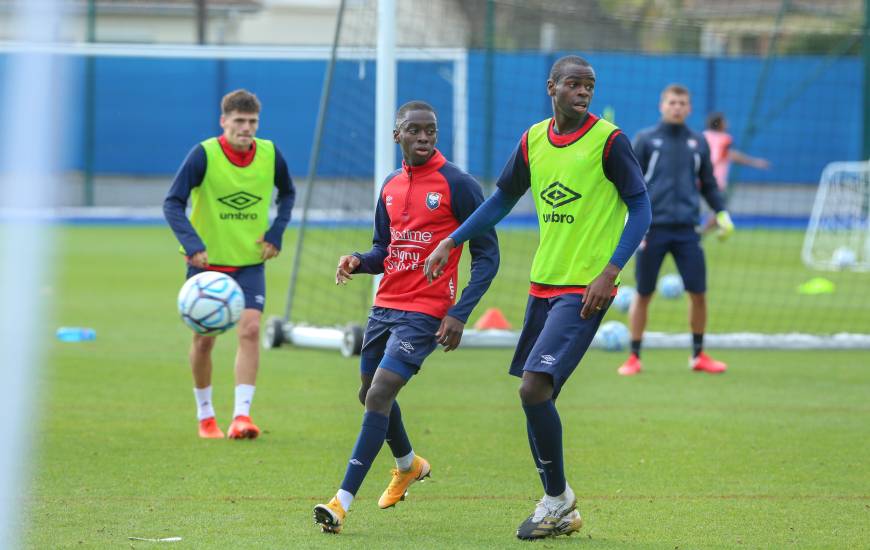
left=831, top=246, right=857, bottom=269
left=597, top=320, right=630, bottom=352
left=177, top=271, right=244, bottom=336
left=658, top=273, right=684, bottom=299
left=613, top=285, right=636, bottom=313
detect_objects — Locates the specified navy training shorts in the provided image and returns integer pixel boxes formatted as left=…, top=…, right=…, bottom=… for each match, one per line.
left=360, top=306, right=441, bottom=380
left=634, top=224, right=706, bottom=296
left=509, top=293, right=608, bottom=399
left=186, top=264, right=266, bottom=311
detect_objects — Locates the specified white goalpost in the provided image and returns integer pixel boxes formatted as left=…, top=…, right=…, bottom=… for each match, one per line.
left=0, top=2, right=62, bottom=548
left=802, top=160, right=870, bottom=272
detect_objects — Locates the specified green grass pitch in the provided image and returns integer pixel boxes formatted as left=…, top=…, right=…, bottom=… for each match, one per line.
left=26, top=226, right=869, bottom=548
left=285, top=225, right=870, bottom=334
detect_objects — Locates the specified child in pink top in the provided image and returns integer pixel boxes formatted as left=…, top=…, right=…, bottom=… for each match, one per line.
left=702, top=112, right=770, bottom=231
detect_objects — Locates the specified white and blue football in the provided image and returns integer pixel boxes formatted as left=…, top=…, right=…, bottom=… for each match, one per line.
left=597, top=320, right=630, bottom=352
left=658, top=273, right=684, bottom=299
left=613, top=285, right=637, bottom=313
left=177, top=271, right=244, bottom=336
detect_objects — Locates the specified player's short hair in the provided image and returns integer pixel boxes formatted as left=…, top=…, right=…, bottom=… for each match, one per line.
left=395, top=100, right=436, bottom=128
left=549, top=55, right=592, bottom=83
left=661, top=83, right=691, bottom=100
left=221, top=89, right=261, bottom=115
left=707, top=112, right=725, bottom=130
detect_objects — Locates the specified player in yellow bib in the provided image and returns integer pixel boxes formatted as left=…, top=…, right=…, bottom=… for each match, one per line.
left=164, top=89, right=295, bottom=440
left=425, top=55, right=651, bottom=540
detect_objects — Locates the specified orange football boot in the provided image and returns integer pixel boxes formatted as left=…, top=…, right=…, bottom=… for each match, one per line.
left=227, top=415, right=260, bottom=439
left=198, top=417, right=224, bottom=439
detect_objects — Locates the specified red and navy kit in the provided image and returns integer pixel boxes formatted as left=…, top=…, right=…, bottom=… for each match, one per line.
left=353, top=149, right=499, bottom=322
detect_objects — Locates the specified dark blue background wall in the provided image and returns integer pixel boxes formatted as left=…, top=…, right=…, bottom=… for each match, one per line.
left=0, top=51, right=860, bottom=184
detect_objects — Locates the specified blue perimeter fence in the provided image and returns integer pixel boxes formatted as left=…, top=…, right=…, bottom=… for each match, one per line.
left=0, top=50, right=861, bottom=184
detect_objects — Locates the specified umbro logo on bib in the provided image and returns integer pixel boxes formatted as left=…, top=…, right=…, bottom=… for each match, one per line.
left=540, top=182, right=581, bottom=208
left=218, top=191, right=262, bottom=220
left=218, top=191, right=262, bottom=211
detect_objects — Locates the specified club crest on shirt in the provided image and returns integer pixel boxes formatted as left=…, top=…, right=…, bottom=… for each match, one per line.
left=651, top=138, right=663, bottom=147
left=426, top=192, right=442, bottom=210
left=687, top=138, right=698, bottom=149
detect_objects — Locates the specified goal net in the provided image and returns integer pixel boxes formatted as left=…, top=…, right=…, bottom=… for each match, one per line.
left=802, top=161, right=870, bottom=272
left=278, top=1, right=870, bottom=350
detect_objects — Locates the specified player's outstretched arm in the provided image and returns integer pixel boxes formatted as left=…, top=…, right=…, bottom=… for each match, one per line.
left=424, top=188, right=517, bottom=282
left=335, top=255, right=361, bottom=285
left=730, top=149, right=770, bottom=170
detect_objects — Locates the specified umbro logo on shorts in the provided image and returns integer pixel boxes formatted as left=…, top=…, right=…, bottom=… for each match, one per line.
left=541, top=354, right=555, bottom=365
left=399, top=341, right=415, bottom=353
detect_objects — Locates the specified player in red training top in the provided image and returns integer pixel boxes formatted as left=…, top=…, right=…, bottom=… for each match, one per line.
left=313, top=100, right=499, bottom=534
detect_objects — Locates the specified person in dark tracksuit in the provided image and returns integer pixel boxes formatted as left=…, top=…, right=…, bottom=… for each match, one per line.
left=618, top=84, right=734, bottom=376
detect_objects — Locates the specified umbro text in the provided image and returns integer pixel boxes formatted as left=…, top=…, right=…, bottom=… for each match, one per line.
left=542, top=213, right=575, bottom=224
left=220, top=212, right=259, bottom=220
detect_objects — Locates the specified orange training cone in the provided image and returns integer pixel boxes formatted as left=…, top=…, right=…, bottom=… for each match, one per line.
left=473, top=307, right=512, bottom=330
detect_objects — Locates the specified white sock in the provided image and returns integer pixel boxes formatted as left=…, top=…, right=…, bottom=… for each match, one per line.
left=336, top=489, right=354, bottom=512
left=544, top=483, right=575, bottom=506
left=233, top=384, right=256, bottom=418
left=395, top=451, right=415, bottom=471
left=193, top=386, right=215, bottom=421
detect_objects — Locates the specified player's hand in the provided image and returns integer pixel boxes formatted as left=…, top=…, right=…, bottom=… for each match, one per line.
left=189, top=251, right=209, bottom=268
left=424, top=238, right=455, bottom=283
left=257, top=237, right=280, bottom=261
left=716, top=211, right=735, bottom=241
left=580, top=264, right=619, bottom=319
left=752, top=158, right=771, bottom=170
left=336, top=255, right=361, bottom=285
left=436, top=315, right=464, bottom=352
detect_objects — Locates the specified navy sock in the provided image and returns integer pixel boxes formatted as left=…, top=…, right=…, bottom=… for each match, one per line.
left=339, top=411, right=389, bottom=495
left=526, top=421, right=547, bottom=492
left=385, top=401, right=412, bottom=458
left=692, top=333, right=704, bottom=358
left=630, top=339, right=642, bottom=357
left=522, top=400, right=565, bottom=496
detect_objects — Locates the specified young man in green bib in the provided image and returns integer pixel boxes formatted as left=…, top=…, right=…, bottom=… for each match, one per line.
left=425, top=56, right=651, bottom=540
left=164, top=89, right=295, bottom=439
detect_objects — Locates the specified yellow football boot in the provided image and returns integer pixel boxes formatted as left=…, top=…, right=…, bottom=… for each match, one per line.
left=378, top=455, right=431, bottom=509
left=313, top=497, right=346, bottom=534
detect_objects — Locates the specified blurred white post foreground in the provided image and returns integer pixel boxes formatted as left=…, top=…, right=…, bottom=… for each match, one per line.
left=0, top=0, right=61, bottom=547
left=372, top=0, right=396, bottom=298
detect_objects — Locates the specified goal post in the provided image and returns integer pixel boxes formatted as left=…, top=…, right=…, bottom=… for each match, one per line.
left=802, top=161, right=870, bottom=272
